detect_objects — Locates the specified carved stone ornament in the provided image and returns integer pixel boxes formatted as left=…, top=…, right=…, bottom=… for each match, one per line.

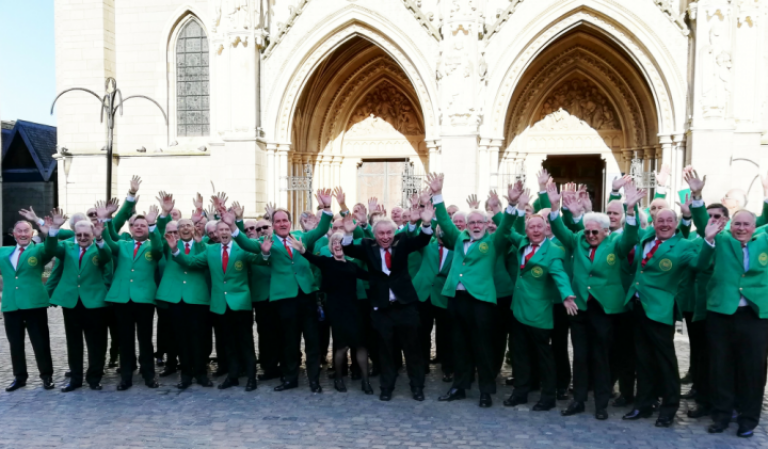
left=538, top=78, right=620, bottom=130
left=346, top=81, right=423, bottom=135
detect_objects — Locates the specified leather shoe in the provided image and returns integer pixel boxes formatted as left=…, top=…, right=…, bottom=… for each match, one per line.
left=504, top=376, right=515, bottom=386
left=89, top=383, right=102, bottom=390
left=42, top=376, right=55, bottom=390
left=145, top=379, right=159, bottom=388
left=379, top=390, right=392, bottom=401
left=561, top=400, right=585, bottom=416
left=245, top=379, right=258, bottom=392
left=116, top=382, right=132, bottom=391
left=622, top=408, right=652, bottom=420
left=176, top=380, right=192, bottom=390
left=686, top=406, right=711, bottom=418
left=680, top=371, right=693, bottom=385
left=595, top=408, right=608, bottom=420
left=737, top=426, right=754, bottom=438
left=442, top=374, right=453, bottom=383
left=5, top=378, right=26, bottom=392
left=334, top=379, right=347, bottom=392
left=556, top=389, right=569, bottom=401
left=218, top=378, right=240, bottom=389
left=159, top=367, right=177, bottom=377
left=197, top=378, right=214, bottom=387
left=532, top=400, right=556, bottom=411
left=362, top=381, right=374, bottom=395
left=503, top=395, right=527, bottom=407
left=707, top=422, right=728, bottom=434
left=273, top=380, right=298, bottom=392
left=61, top=382, right=82, bottom=393
left=479, top=393, right=492, bottom=408
left=412, top=387, right=425, bottom=401
left=612, top=394, right=634, bottom=407
left=258, top=371, right=281, bottom=381
left=655, top=416, right=674, bottom=427
left=310, top=382, right=322, bottom=393
left=438, top=388, right=466, bottom=402
left=681, top=388, right=697, bottom=400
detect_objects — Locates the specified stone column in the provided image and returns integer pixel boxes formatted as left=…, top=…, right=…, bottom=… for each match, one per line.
left=266, top=142, right=277, bottom=203
left=426, top=140, right=441, bottom=173
left=488, top=140, right=502, bottom=190
left=276, top=144, right=290, bottom=207
left=477, top=138, right=490, bottom=196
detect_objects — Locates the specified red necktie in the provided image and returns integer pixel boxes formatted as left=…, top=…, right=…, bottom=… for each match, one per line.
left=184, top=242, right=190, bottom=255
left=79, top=247, right=86, bottom=267
left=222, top=244, right=229, bottom=273
left=521, top=244, right=539, bottom=269
left=589, top=247, right=596, bottom=262
left=284, top=239, right=293, bottom=259
left=385, top=249, right=392, bottom=270
left=627, top=247, right=636, bottom=265
left=133, top=241, right=142, bottom=258
left=439, top=245, right=444, bottom=266
left=641, top=240, right=662, bottom=268
left=17, top=246, right=25, bottom=267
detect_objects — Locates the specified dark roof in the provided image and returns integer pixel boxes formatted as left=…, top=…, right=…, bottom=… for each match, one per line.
left=1, top=120, right=57, bottom=181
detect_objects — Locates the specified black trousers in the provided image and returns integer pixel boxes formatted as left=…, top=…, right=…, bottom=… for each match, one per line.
left=511, top=313, right=555, bottom=402
left=417, top=300, right=434, bottom=364
left=350, top=299, right=374, bottom=377
left=168, top=301, right=210, bottom=382
left=433, top=304, right=454, bottom=375
left=155, top=306, right=177, bottom=368
left=62, top=300, right=107, bottom=386
left=278, top=292, right=320, bottom=384
left=708, top=307, right=768, bottom=430
left=318, top=314, right=331, bottom=365
left=3, top=307, right=53, bottom=380
left=633, top=302, right=679, bottom=418
left=114, top=301, right=155, bottom=384
left=371, top=301, right=424, bottom=392
left=552, top=303, right=571, bottom=391
left=212, top=311, right=228, bottom=369
left=682, top=312, right=697, bottom=382
left=254, top=300, right=281, bottom=374
left=689, top=319, right=709, bottom=407
left=493, top=295, right=513, bottom=375
left=220, top=306, right=256, bottom=382
left=448, top=292, right=497, bottom=394
left=610, top=311, right=635, bottom=399
left=105, top=306, right=119, bottom=360
left=570, top=298, right=614, bottom=408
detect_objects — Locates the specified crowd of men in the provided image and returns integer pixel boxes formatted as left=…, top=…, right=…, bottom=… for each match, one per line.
left=2, top=164, right=767, bottom=439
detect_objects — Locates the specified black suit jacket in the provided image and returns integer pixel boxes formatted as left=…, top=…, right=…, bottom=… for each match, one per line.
left=342, top=228, right=432, bottom=309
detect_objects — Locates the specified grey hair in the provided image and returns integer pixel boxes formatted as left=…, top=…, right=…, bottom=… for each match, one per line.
left=733, top=209, right=757, bottom=221
left=69, top=213, right=87, bottom=228
left=244, top=219, right=258, bottom=228
left=372, top=218, right=397, bottom=234
left=74, top=220, right=95, bottom=232
left=466, top=209, right=487, bottom=223
left=655, top=208, right=678, bottom=222
left=452, top=211, right=467, bottom=222
left=328, top=232, right=345, bottom=252
left=583, top=213, right=610, bottom=230
left=638, top=210, right=648, bottom=229
left=205, top=220, right=219, bottom=233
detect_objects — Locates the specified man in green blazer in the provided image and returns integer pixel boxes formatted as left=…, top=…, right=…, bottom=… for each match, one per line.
left=546, top=181, right=643, bottom=419
left=45, top=211, right=112, bottom=391
left=231, top=188, right=335, bottom=393
left=1, top=219, right=55, bottom=391
left=428, top=173, right=517, bottom=408
left=100, top=202, right=163, bottom=391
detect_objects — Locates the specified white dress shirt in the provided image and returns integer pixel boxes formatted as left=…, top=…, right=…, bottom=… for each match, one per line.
left=9, top=244, right=28, bottom=270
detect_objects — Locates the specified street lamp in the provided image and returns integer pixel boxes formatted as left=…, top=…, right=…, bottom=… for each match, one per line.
left=51, top=77, right=168, bottom=200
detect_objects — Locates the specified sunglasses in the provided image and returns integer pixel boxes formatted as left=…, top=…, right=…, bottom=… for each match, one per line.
left=584, top=230, right=601, bottom=236
left=87, top=213, right=97, bottom=218
left=244, top=226, right=256, bottom=232
left=75, top=233, right=92, bottom=238
left=256, top=225, right=271, bottom=231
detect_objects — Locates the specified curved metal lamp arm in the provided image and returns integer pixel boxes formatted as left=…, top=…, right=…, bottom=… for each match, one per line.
left=112, top=95, right=169, bottom=125
left=50, top=88, right=104, bottom=116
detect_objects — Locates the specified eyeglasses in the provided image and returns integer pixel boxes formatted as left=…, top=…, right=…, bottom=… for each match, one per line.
left=584, top=230, right=601, bottom=236
left=467, top=221, right=485, bottom=226
left=87, top=213, right=97, bottom=218
left=75, top=233, right=91, bottom=238
left=245, top=226, right=256, bottom=231
left=256, top=225, right=271, bottom=231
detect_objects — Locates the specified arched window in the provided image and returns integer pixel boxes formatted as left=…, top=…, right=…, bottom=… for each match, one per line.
left=175, top=19, right=209, bottom=137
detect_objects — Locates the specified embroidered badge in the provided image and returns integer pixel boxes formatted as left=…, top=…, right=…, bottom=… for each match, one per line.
left=235, top=261, right=244, bottom=271
left=759, top=253, right=768, bottom=266
left=478, top=242, right=489, bottom=254
left=606, top=254, right=616, bottom=266
left=531, top=266, right=544, bottom=278
left=27, top=256, right=38, bottom=267
left=659, top=258, right=673, bottom=271
left=144, top=252, right=153, bottom=261
left=92, top=256, right=99, bottom=266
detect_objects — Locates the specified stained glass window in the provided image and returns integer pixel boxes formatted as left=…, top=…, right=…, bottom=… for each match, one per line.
left=176, top=20, right=209, bottom=137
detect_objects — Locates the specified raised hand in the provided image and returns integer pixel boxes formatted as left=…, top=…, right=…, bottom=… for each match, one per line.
left=486, top=190, right=501, bottom=212
left=612, top=175, right=632, bottom=192
left=624, top=181, right=647, bottom=215
left=353, top=207, right=368, bottom=226
left=264, top=202, right=276, bottom=220
left=316, top=188, right=332, bottom=209
left=676, top=193, right=692, bottom=219
left=367, top=197, right=379, bottom=213
left=129, top=175, right=142, bottom=195
left=655, top=163, right=671, bottom=188
left=18, top=207, right=39, bottom=223
left=166, top=232, right=179, bottom=252
left=466, top=194, right=479, bottom=209
left=517, top=188, right=531, bottom=210
left=287, top=236, right=306, bottom=254
left=704, top=217, right=725, bottom=243
left=260, top=236, right=273, bottom=255
left=145, top=205, right=159, bottom=225
left=50, top=208, right=67, bottom=229
left=683, top=168, right=706, bottom=198
left=409, top=193, right=419, bottom=210
left=205, top=204, right=217, bottom=219
left=333, top=187, right=346, bottom=210
left=106, top=197, right=120, bottom=215
left=220, top=208, right=236, bottom=226
left=342, top=213, right=357, bottom=234
left=93, top=221, right=105, bottom=240
left=191, top=208, right=204, bottom=224
left=537, top=169, right=552, bottom=191
left=506, top=180, right=523, bottom=206
left=420, top=202, right=435, bottom=223
left=418, top=188, right=432, bottom=206
left=211, top=192, right=228, bottom=211
left=156, top=191, right=175, bottom=214
left=193, top=192, right=204, bottom=211
left=427, top=172, right=444, bottom=195
left=562, top=193, right=582, bottom=215
left=563, top=296, right=579, bottom=316
left=232, top=201, right=244, bottom=220
left=546, top=182, right=562, bottom=211
left=577, top=185, right=593, bottom=212
left=193, top=225, right=204, bottom=242
left=95, top=200, right=110, bottom=219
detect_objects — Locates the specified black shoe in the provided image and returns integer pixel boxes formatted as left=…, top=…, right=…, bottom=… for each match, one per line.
left=612, top=395, right=634, bottom=407
left=707, top=422, right=728, bottom=434
left=159, top=367, right=177, bottom=377
left=42, top=376, right=55, bottom=390
left=145, top=379, right=159, bottom=388
left=334, top=379, right=347, bottom=392
left=108, top=357, right=118, bottom=368
left=273, top=380, right=298, bottom=392
left=64, top=370, right=71, bottom=378
left=218, top=378, right=240, bottom=389
left=212, top=369, right=228, bottom=377
left=561, top=401, right=585, bottom=416
left=533, top=400, right=556, bottom=411
left=5, top=378, right=26, bottom=392
left=686, top=406, right=710, bottom=418
left=503, top=395, right=527, bottom=407
left=89, top=383, right=102, bottom=390
left=438, top=388, right=466, bottom=402
left=412, top=387, right=425, bottom=401
left=156, top=357, right=165, bottom=367
left=116, top=382, right=132, bottom=391
left=257, top=371, right=281, bottom=381
left=176, top=381, right=192, bottom=390
left=442, top=374, right=453, bottom=383
left=556, top=389, right=569, bottom=401
left=379, top=390, right=392, bottom=401
left=60, top=382, right=81, bottom=392
left=479, top=393, right=492, bottom=408
left=737, top=426, right=754, bottom=438
left=245, top=379, right=258, bottom=392
left=197, top=378, right=214, bottom=387
left=681, top=388, right=697, bottom=400
left=310, top=382, right=322, bottom=393
left=362, top=381, right=374, bottom=395
left=680, top=371, right=693, bottom=385
left=655, top=416, right=674, bottom=427
left=622, top=408, right=652, bottom=420
left=504, top=376, right=515, bottom=386
left=595, top=408, right=608, bottom=420
left=350, top=372, right=361, bottom=381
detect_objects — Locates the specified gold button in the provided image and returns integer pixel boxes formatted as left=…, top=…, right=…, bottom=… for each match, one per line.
left=459, top=274, right=463, bottom=277
left=15, top=287, right=18, bottom=289
left=183, top=281, right=186, bottom=284
left=131, top=269, right=135, bottom=272
left=130, top=280, right=133, bottom=282
left=78, top=285, right=80, bottom=288
left=15, top=276, right=18, bottom=279
left=640, top=271, right=644, bottom=274
left=740, top=288, right=743, bottom=291
left=587, top=286, right=591, bottom=290
left=224, top=281, right=227, bottom=284
left=184, top=272, right=187, bottom=274
left=224, top=292, right=227, bottom=295
left=636, top=282, right=639, bottom=285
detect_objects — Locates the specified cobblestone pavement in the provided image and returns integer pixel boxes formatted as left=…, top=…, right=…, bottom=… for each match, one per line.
left=0, top=310, right=764, bottom=448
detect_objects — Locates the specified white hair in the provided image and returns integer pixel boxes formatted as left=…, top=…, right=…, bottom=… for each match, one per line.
left=205, top=220, right=219, bottom=233
left=69, top=213, right=87, bottom=228
left=466, top=209, right=487, bottom=223
left=372, top=218, right=397, bottom=234
left=74, top=220, right=95, bottom=232
left=328, top=232, right=345, bottom=251
left=638, top=210, right=648, bottom=229
left=452, top=211, right=467, bottom=222
left=583, top=213, right=610, bottom=230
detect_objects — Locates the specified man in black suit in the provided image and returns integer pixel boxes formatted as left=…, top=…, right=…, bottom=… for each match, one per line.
left=341, top=205, right=435, bottom=401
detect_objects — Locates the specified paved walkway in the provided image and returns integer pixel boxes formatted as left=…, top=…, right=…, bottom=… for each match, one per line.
left=0, top=310, right=764, bottom=448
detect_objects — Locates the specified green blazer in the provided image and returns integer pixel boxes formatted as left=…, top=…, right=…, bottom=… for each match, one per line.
left=550, top=211, right=638, bottom=314
left=108, top=196, right=137, bottom=241
left=435, top=202, right=515, bottom=304
left=103, top=226, right=163, bottom=304
left=44, top=236, right=112, bottom=309
left=174, top=241, right=263, bottom=314
left=624, top=231, right=700, bottom=325
left=233, top=221, right=272, bottom=303
left=0, top=243, right=54, bottom=312
left=156, top=239, right=211, bottom=305
left=698, top=232, right=768, bottom=318
left=412, top=240, right=453, bottom=308
left=235, top=212, right=331, bottom=301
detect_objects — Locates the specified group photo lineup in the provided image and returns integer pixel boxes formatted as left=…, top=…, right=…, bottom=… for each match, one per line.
left=2, top=0, right=768, bottom=447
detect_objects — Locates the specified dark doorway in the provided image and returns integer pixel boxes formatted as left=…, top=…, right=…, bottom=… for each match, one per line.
left=542, top=155, right=606, bottom=212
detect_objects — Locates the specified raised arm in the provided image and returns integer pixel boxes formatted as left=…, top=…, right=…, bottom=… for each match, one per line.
left=303, top=188, right=334, bottom=248
left=428, top=172, right=460, bottom=249
left=545, top=182, right=577, bottom=250
left=114, top=176, right=141, bottom=232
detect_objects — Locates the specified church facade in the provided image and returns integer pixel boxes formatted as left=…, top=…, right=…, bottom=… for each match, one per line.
left=53, top=0, right=767, bottom=218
